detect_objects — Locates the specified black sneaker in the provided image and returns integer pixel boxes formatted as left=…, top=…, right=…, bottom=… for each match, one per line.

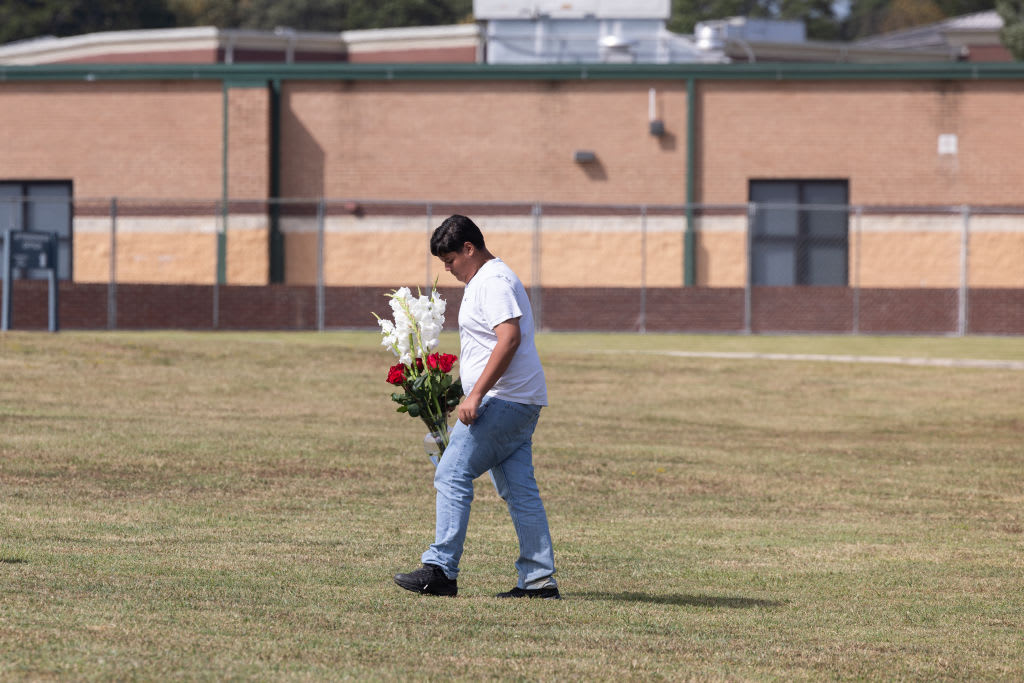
left=394, top=563, right=457, bottom=597
left=495, top=586, right=561, bottom=600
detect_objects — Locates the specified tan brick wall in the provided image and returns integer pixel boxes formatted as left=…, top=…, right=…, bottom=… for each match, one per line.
left=226, top=225, right=269, bottom=284
left=73, top=215, right=267, bottom=285
left=73, top=230, right=111, bottom=282
left=279, top=215, right=689, bottom=288
left=117, top=232, right=218, bottom=284
left=696, top=228, right=746, bottom=287
left=281, top=79, right=690, bottom=205
left=857, top=231, right=961, bottom=287
left=0, top=81, right=223, bottom=198
left=970, top=230, right=1024, bottom=287
left=280, top=217, right=535, bottom=288
left=227, top=86, right=270, bottom=200
left=694, top=213, right=1024, bottom=288
left=278, top=211, right=1022, bottom=289
left=699, top=80, right=1024, bottom=206
left=0, top=81, right=269, bottom=283
left=4, top=75, right=1022, bottom=289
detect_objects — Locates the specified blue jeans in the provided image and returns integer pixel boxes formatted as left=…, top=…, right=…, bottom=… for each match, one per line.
left=421, top=396, right=556, bottom=588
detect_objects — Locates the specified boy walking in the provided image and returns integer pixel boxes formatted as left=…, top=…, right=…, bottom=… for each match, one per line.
left=394, top=215, right=559, bottom=599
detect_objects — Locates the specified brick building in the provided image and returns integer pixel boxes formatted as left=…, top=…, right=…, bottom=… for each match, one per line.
left=1, top=56, right=1022, bottom=333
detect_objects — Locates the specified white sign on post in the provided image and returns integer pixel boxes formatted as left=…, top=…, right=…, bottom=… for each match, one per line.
left=2, top=230, right=60, bottom=332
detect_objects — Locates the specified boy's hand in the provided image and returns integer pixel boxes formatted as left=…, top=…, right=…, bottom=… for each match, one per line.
left=458, top=392, right=482, bottom=425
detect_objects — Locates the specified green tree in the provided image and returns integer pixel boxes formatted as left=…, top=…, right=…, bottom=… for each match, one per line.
left=842, top=0, right=946, bottom=38
left=669, top=0, right=771, bottom=35
left=166, top=0, right=249, bottom=28
left=996, top=0, right=1024, bottom=57
left=933, top=0, right=997, bottom=15
left=0, top=0, right=177, bottom=44
left=167, top=0, right=472, bottom=31
left=668, top=0, right=997, bottom=41
left=0, top=0, right=473, bottom=44
left=668, top=0, right=842, bottom=41
left=779, top=0, right=843, bottom=40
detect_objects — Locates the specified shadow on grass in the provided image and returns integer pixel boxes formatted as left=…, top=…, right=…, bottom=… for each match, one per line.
left=1, top=557, right=28, bottom=564
left=575, top=591, right=784, bottom=608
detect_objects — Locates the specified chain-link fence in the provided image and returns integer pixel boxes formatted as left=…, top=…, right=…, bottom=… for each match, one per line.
left=1, top=195, right=1022, bottom=334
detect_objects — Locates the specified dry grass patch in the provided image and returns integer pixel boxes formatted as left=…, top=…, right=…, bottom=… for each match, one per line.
left=1, top=331, right=1022, bottom=679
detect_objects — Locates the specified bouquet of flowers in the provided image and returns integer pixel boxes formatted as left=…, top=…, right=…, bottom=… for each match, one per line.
left=374, top=286, right=463, bottom=464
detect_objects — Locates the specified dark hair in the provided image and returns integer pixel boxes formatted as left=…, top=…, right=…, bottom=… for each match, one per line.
left=430, top=214, right=486, bottom=256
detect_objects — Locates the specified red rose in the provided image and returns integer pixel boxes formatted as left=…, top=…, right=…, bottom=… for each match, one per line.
left=386, top=363, right=406, bottom=385
left=440, top=353, right=457, bottom=373
left=428, top=353, right=457, bottom=373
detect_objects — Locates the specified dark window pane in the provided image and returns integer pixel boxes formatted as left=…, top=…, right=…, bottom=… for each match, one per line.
left=805, top=244, right=847, bottom=285
left=802, top=182, right=847, bottom=206
left=753, top=243, right=796, bottom=286
left=805, top=205, right=848, bottom=238
left=27, top=185, right=72, bottom=238
left=803, top=183, right=848, bottom=239
left=0, top=184, right=25, bottom=232
left=751, top=182, right=799, bottom=237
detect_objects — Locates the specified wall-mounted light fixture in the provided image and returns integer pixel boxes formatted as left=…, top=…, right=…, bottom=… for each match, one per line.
left=574, top=150, right=597, bottom=163
left=648, top=88, right=665, bottom=137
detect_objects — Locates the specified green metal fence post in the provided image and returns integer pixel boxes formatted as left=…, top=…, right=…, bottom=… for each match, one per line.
left=684, top=76, right=697, bottom=287
left=269, top=78, right=284, bottom=283
left=219, top=81, right=228, bottom=287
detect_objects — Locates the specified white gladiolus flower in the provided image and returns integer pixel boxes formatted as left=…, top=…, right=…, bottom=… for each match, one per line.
left=431, top=292, right=446, bottom=316
left=407, top=295, right=427, bottom=319
left=377, top=285, right=450, bottom=367
left=420, top=321, right=442, bottom=352
left=389, top=287, right=412, bottom=317
left=378, top=319, right=397, bottom=353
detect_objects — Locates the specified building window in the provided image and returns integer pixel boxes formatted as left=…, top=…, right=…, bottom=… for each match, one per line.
left=749, top=179, right=849, bottom=286
left=0, top=181, right=73, bottom=280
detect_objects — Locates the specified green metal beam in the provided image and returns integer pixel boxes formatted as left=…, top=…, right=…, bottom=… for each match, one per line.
left=218, top=78, right=272, bottom=286
left=4, top=61, right=1024, bottom=83
left=684, top=77, right=696, bottom=288
left=268, top=78, right=284, bottom=284
left=219, top=81, right=228, bottom=286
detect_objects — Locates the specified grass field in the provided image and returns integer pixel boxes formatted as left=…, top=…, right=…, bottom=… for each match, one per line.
left=1, top=330, right=1022, bottom=680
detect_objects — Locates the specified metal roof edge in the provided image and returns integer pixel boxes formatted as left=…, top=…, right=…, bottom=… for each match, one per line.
left=2, top=61, right=1023, bottom=82
left=341, top=24, right=481, bottom=43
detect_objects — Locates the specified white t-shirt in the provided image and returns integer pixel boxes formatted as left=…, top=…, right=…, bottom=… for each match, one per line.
left=458, top=258, right=547, bottom=406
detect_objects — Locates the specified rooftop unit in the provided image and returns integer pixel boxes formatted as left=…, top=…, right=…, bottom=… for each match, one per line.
left=694, top=17, right=806, bottom=51
left=475, top=0, right=723, bottom=64
left=474, top=0, right=670, bottom=20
